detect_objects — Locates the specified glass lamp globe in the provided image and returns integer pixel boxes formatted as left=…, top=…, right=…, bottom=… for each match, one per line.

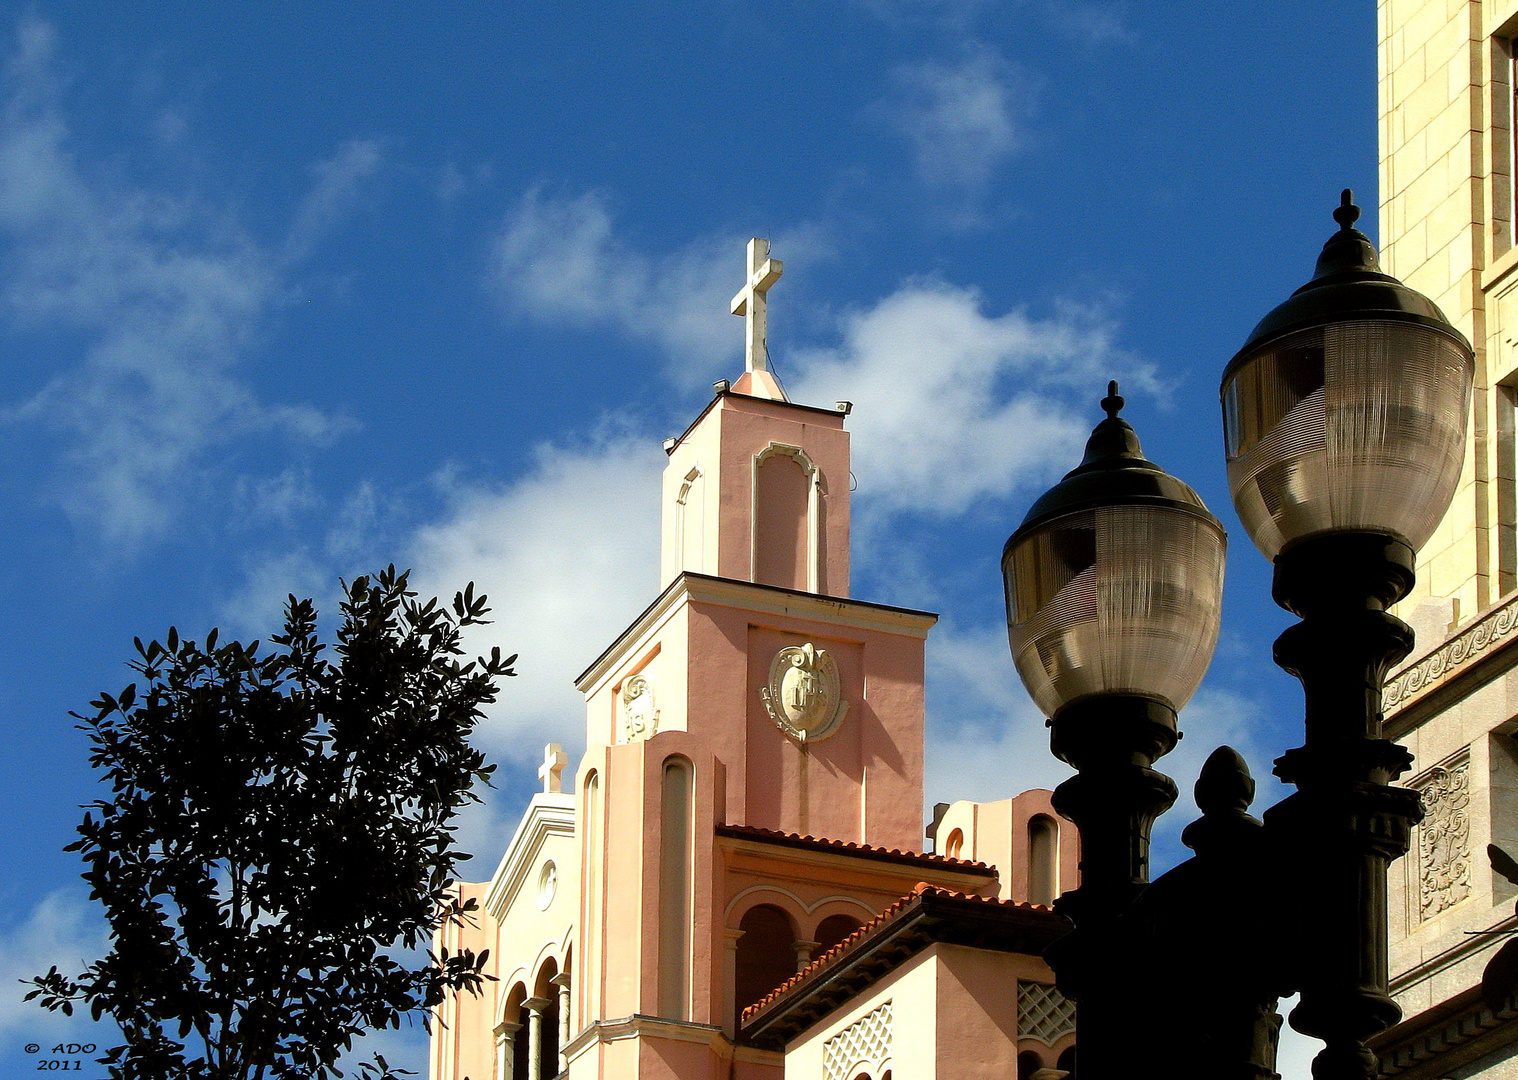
left=1003, top=384, right=1227, bottom=721
left=1221, top=191, right=1475, bottom=562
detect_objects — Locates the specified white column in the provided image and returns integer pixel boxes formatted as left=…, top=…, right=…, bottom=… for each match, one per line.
left=793, top=938, right=820, bottom=973
left=807, top=469, right=820, bottom=592
left=523, top=997, right=550, bottom=1080
left=551, top=973, right=572, bottom=1077
left=722, top=928, right=744, bottom=1037
left=493, top=1021, right=521, bottom=1080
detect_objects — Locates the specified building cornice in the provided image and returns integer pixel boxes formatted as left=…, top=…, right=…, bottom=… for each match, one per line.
left=666, top=389, right=847, bottom=456
left=482, top=793, right=575, bottom=920
left=1371, top=985, right=1518, bottom=1078
left=716, top=824, right=994, bottom=878
left=1385, top=589, right=1518, bottom=732
left=575, top=572, right=939, bottom=694
left=561, top=1013, right=780, bottom=1066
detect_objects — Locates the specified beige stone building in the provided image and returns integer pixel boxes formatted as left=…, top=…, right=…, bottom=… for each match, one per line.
left=1371, top=0, right=1518, bottom=1074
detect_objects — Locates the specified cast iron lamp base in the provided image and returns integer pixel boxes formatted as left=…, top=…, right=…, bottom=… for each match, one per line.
left=1267, top=531, right=1424, bottom=1080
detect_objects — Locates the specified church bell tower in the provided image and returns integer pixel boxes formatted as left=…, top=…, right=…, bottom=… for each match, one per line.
left=562, top=239, right=961, bottom=1077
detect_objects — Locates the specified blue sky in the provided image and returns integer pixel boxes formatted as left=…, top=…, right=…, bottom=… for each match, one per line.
left=0, top=2, right=1378, bottom=1074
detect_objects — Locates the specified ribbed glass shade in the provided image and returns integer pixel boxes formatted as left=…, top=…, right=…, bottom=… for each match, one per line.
left=1222, top=320, right=1472, bottom=560
left=1004, top=503, right=1226, bottom=718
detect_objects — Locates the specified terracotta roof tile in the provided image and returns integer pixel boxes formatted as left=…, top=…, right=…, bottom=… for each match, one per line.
left=716, top=823, right=995, bottom=873
left=740, top=883, right=1053, bottom=1023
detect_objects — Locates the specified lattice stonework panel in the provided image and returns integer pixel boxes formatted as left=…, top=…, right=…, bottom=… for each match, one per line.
left=1018, top=981, right=1076, bottom=1045
left=1411, top=750, right=1472, bottom=922
left=823, top=1000, right=892, bottom=1080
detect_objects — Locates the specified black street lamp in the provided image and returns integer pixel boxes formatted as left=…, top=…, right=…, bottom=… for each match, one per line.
left=1003, top=192, right=1475, bottom=1080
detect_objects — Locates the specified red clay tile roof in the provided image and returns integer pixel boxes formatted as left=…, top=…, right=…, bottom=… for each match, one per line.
left=716, top=824, right=995, bottom=874
left=740, top=883, right=1059, bottom=1029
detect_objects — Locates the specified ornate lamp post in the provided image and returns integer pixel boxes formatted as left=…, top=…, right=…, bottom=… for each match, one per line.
left=1003, top=192, right=1475, bottom=1080
left=1003, top=381, right=1227, bottom=1078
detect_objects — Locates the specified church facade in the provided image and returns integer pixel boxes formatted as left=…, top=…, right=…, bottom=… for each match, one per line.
left=1369, top=1, right=1518, bottom=1075
left=429, top=242, right=1079, bottom=1080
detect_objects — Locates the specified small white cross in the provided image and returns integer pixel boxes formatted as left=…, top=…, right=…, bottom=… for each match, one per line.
left=730, top=238, right=783, bottom=374
left=538, top=743, right=568, bottom=794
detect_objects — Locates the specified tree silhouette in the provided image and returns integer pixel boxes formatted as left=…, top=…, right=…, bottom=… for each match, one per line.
left=28, top=567, right=513, bottom=1080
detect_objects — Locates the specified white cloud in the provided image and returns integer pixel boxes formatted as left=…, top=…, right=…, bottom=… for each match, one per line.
left=1043, top=0, right=1133, bottom=44
left=789, top=282, right=1154, bottom=517
left=921, top=619, right=1283, bottom=874
left=489, top=190, right=833, bottom=384
left=285, top=138, right=386, bottom=262
left=407, top=434, right=665, bottom=766
left=0, top=18, right=358, bottom=546
left=0, top=890, right=109, bottom=1038
left=490, top=189, right=736, bottom=374
left=886, top=46, right=1022, bottom=195
left=925, top=621, right=1074, bottom=805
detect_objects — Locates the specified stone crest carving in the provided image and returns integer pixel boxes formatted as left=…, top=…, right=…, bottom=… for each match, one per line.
left=1413, top=753, right=1472, bottom=921
left=761, top=642, right=847, bottom=743
left=621, top=674, right=659, bottom=741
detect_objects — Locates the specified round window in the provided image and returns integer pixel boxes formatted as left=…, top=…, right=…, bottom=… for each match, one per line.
left=537, top=860, right=557, bottom=910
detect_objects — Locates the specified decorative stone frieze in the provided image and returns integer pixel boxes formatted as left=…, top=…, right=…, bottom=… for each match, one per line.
left=823, top=1000, right=892, bottom=1080
left=1385, top=594, right=1518, bottom=710
left=1411, top=752, right=1472, bottom=921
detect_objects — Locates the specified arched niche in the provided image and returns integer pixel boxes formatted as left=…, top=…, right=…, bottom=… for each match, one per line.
left=677, top=467, right=704, bottom=573
left=658, top=756, right=693, bottom=1020
left=753, top=443, right=825, bottom=592
left=1028, top=814, right=1059, bottom=907
left=812, top=912, right=863, bottom=958
left=580, top=770, right=599, bottom=1029
left=734, top=902, right=799, bottom=1016
left=943, top=827, right=965, bottom=860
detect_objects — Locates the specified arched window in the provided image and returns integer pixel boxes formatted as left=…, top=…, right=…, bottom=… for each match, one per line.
left=944, top=827, right=965, bottom=859
left=812, top=913, right=864, bottom=958
left=734, top=903, right=798, bottom=1015
left=1018, top=1049, right=1045, bottom=1078
left=533, top=958, right=560, bottom=1077
left=1028, top=815, right=1059, bottom=907
left=754, top=448, right=811, bottom=590
left=501, top=982, right=528, bottom=1080
left=658, top=757, right=693, bottom=1019
left=1057, top=1044, right=1077, bottom=1075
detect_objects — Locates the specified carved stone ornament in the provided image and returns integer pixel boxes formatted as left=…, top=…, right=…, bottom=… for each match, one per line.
left=1385, top=592, right=1518, bottom=710
left=761, top=642, right=848, bottom=743
left=621, top=674, right=659, bottom=742
left=1414, top=754, right=1472, bottom=921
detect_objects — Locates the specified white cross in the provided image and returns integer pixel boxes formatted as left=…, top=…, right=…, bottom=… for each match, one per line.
left=730, top=237, right=783, bottom=374
left=538, top=743, right=567, bottom=794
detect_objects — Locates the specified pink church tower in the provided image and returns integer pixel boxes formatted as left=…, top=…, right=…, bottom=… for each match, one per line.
left=431, top=240, right=1071, bottom=1080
